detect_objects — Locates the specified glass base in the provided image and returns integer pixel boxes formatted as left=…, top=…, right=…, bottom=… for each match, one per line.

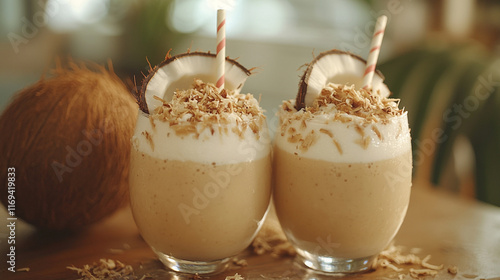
left=154, top=250, right=230, bottom=275
left=296, top=248, right=375, bottom=273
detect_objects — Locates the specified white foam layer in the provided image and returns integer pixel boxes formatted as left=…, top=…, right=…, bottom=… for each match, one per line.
left=132, top=111, right=271, bottom=165
left=276, top=101, right=411, bottom=163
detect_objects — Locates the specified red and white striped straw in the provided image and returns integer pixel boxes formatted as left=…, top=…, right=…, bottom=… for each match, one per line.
left=362, top=15, right=387, bottom=89
left=216, top=9, right=226, bottom=91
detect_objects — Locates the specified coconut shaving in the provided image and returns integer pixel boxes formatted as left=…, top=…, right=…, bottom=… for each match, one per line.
left=151, top=79, right=265, bottom=139
left=283, top=83, right=403, bottom=124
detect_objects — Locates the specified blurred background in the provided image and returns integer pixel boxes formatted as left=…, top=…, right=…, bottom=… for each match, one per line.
left=0, top=0, right=499, bottom=206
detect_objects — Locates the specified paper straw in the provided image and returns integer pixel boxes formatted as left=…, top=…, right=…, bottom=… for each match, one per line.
left=216, top=9, right=226, bottom=91
left=362, top=15, right=387, bottom=89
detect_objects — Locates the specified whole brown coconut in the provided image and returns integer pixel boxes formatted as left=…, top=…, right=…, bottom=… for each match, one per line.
left=0, top=62, right=138, bottom=231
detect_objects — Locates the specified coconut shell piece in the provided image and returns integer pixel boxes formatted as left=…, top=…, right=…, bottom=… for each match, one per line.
left=296, top=49, right=390, bottom=110
left=138, top=51, right=251, bottom=114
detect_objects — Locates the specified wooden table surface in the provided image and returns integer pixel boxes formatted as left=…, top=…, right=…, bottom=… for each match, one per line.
left=1, top=184, right=500, bottom=280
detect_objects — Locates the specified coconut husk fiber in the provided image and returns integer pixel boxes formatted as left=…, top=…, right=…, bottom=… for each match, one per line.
left=0, top=60, right=138, bottom=231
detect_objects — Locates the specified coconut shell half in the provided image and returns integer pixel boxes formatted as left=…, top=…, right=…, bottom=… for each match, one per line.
left=296, top=49, right=391, bottom=110
left=138, top=52, right=252, bottom=114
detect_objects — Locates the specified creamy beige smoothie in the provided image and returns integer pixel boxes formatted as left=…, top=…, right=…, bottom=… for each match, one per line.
left=130, top=79, right=271, bottom=272
left=274, top=148, right=411, bottom=259
left=130, top=151, right=271, bottom=261
left=274, top=82, right=412, bottom=271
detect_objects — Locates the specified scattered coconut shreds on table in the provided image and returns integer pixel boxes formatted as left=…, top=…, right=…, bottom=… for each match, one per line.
left=108, top=243, right=133, bottom=254
left=67, top=259, right=135, bottom=280
left=232, top=257, right=248, bottom=267
left=253, top=215, right=458, bottom=278
left=108, top=248, right=125, bottom=254
left=251, top=214, right=296, bottom=258
left=225, top=273, right=244, bottom=280
left=372, top=244, right=456, bottom=279
left=16, top=267, right=30, bottom=272
left=447, top=265, right=458, bottom=275
left=225, top=257, right=249, bottom=272
left=409, top=268, right=438, bottom=278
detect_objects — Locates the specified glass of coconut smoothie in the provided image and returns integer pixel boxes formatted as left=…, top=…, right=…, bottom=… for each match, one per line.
left=273, top=50, right=412, bottom=273
left=129, top=52, right=272, bottom=275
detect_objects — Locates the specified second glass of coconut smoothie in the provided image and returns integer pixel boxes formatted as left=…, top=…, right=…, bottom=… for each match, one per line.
left=129, top=53, right=272, bottom=275
left=273, top=50, right=412, bottom=273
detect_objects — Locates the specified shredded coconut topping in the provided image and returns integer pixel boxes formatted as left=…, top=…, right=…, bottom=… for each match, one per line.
left=151, top=79, right=265, bottom=139
left=315, top=83, right=403, bottom=121
left=279, top=83, right=406, bottom=152
left=283, top=83, right=403, bottom=124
